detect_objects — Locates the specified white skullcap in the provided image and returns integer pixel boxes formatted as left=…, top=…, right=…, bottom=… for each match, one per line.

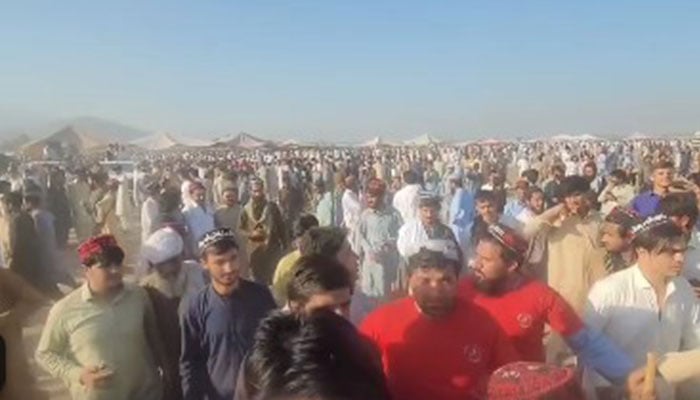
left=141, top=227, right=184, bottom=265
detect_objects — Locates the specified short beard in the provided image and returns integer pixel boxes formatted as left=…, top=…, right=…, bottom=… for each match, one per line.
left=474, top=276, right=509, bottom=296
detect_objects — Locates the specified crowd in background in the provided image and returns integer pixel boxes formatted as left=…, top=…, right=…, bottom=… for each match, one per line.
left=2, top=137, right=700, bottom=399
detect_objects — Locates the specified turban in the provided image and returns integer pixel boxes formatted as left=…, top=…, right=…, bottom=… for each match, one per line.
left=605, top=207, right=642, bottom=233
left=78, top=235, right=121, bottom=265
left=366, top=178, right=386, bottom=197
left=141, top=227, right=184, bottom=265
left=198, top=228, right=238, bottom=254
left=488, top=362, right=583, bottom=400
left=486, top=223, right=529, bottom=260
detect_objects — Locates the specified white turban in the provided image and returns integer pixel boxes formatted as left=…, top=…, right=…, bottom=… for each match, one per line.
left=141, top=227, right=184, bottom=265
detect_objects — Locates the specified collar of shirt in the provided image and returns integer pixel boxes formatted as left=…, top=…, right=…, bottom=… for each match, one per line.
left=80, top=282, right=130, bottom=304
left=631, top=264, right=678, bottom=300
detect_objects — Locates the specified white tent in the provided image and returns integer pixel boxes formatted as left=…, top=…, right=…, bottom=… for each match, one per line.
left=549, top=133, right=600, bottom=142
left=215, top=132, right=272, bottom=149
left=130, top=131, right=210, bottom=150
left=358, top=137, right=398, bottom=148
left=627, top=132, right=651, bottom=140
left=19, top=125, right=110, bottom=158
left=403, top=134, right=442, bottom=146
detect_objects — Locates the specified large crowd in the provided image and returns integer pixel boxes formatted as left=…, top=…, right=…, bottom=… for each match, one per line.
left=2, top=138, right=700, bottom=400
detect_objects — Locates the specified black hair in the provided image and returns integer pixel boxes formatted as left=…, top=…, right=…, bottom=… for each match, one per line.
left=83, top=246, right=125, bottom=268
left=632, top=221, right=686, bottom=253
left=201, top=238, right=239, bottom=260
left=521, top=169, right=539, bottom=184
left=241, top=310, right=390, bottom=400
left=609, top=169, right=628, bottom=183
left=287, top=254, right=351, bottom=306
left=299, top=227, right=347, bottom=258
left=293, top=214, right=320, bottom=240
left=659, top=192, right=699, bottom=229
left=407, top=248, right=461, bottom=276
left=474, top=190, right=496, bottom=204
left=23, top=193, right=41, bottom=208
left=402, top=170, right=418, bottom=185
left=1, top=191, right=23, bottom=210
left=525, top=186, right=544, bottom=201
left=559, top=175, right=590, bottom=197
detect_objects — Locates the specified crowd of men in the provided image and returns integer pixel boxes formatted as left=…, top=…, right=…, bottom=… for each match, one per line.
left=2, top=137, right=700, bottom=399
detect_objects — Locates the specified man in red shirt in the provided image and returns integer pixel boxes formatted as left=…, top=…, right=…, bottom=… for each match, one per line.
left=462, top=223, right=635, bottom=388
left=360, top=239, right=517, bottom=400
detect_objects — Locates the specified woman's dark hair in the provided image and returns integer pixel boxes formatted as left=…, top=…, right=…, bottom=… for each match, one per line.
left=299, top=227, right=347, bottom=258
left=287, top=254, right=351, bottom=306
left=83, top=246, right=125, bottom=268
left=242, top=310, right=390, bottom=400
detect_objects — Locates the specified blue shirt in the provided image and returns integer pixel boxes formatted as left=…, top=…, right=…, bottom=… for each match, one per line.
left=180, top=281, right=276, bottom=400
left=630, top=191, right=661, bottom=218
left=449, top=188, right=475, bottom=229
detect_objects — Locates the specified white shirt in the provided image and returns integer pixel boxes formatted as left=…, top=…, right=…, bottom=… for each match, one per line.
left=341, top=189, right=362, bottom=233
left=140, top=197, right=160, bottom=244
left=584, top=265, right=700, bottom=394
left=392, top=184, right=421, bottom=222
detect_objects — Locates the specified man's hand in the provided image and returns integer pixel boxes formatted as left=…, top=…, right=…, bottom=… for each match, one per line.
left=79, top=365, right=114, bottom=389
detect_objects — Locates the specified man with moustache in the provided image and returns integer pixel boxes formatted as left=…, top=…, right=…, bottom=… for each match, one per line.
left=461, top=224, right=634, bottom=387
left=360, top=239, right=517, bottom=400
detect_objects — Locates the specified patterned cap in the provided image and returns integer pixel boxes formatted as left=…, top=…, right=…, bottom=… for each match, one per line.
left=486, top=223, right=529, bottom=259
left=605, top=207, right=643, bottom=233
left=630, top=214, right=675, bottom=236
left=487, top=362, right=584, bottom=400
left=78, top=235, right=121, bottom=265
left=198, top=228, right=238, bottom=253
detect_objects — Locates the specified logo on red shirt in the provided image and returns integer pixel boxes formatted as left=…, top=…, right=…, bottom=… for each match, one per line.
left=516, top=313, right=533, bottom=330
left=463, top=344, right=483, bottom=364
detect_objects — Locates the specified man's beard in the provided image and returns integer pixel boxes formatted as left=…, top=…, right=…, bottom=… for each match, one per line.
left=415, top=297, right=456, bottom=318
left=473, top=275, right=509, bottom=296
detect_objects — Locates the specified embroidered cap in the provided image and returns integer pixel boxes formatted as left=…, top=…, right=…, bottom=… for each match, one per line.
left=198, top=228, right=238, bottom=253
left=418, top=190, right=441, bottom=207
left=486, top=223, right=529, bottom=259
left=78, top=235, right=121, bottom=265
left=605, top=206, right=643, bottom=233
left=488, top=362, right=583, bottom=400
left=630, top=213, right=675, bottom=236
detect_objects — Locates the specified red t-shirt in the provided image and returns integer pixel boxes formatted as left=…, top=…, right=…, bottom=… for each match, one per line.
left=459, top=278, right=583, bottom=362
left=359, top=297, right=518, bottom=400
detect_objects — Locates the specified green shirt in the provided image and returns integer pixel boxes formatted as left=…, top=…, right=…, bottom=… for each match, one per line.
left=35, top=283, right=163, bottom=400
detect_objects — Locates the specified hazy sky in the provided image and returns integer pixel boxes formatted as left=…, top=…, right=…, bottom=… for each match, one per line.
left=2, top=1, right=700, bottom=141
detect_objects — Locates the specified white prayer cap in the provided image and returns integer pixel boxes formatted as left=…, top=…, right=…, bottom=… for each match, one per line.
left=142, top=227, right=184, bottom=265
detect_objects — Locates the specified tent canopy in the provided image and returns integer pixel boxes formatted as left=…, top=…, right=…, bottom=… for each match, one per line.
left=403, top=134, right=442, bottom=146
left=359, top=136, right=398, bottom=148
left=215, top=132, right=273, bottom=149
left=130, top=131, right=210, bottom=150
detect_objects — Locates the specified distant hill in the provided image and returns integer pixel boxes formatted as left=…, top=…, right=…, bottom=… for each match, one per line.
left=0, top=116, right=152, bottom=145
left=0, top=133, right=31, bottom=152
